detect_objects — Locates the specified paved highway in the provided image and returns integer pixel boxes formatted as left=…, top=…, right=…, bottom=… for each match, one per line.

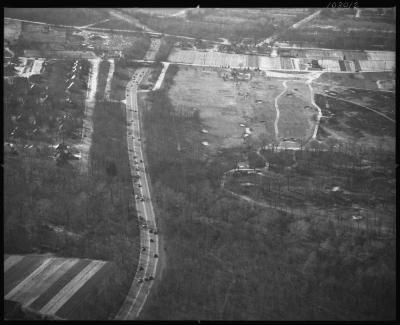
left=115, top=67, right=159, bottom=320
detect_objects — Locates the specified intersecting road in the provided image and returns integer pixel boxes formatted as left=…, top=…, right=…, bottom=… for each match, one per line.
left=115, top=67, right=159, bottom=320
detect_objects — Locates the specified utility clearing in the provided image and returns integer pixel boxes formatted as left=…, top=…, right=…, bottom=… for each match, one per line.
left=79, top=57, right=101, bottom=175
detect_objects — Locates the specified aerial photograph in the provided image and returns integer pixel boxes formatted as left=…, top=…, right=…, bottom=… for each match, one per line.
left=3, top=6, right=396, bottom=321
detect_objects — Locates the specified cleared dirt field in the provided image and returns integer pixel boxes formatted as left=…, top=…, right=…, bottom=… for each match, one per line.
left=167, top=67, right=287, bottom=151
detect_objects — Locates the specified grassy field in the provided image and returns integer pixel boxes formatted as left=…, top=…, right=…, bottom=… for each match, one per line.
left=4, top=8, right=109, bottom=26
left=167, top=66, right=289, bottom=152
left=136, top=64, right=395, bottom=320
left=277, top=81, right=316, bottom=141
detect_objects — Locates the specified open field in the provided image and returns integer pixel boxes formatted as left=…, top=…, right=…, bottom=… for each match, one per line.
left=4, top=8, right=109, bottom=26
left=167, top=66, right=291, bottom=152
left=277, top=81, right=316, bottom=141
left=4, top=254, right=123, bottom=319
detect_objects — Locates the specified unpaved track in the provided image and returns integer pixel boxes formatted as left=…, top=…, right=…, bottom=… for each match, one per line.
left=306, top=71, right=324, bottom=139
left=79, top=58, right=101, bottom=175
left=152, top=62, right=170, bottom=90
left=115, top=67, right=159, bottom=320
left=104, top=58, right=115, bottom=100
left=274, top=81, right=288, bottom=141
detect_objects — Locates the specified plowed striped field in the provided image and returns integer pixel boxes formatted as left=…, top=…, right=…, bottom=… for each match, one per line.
left=4, top=254, right=118, bottom=320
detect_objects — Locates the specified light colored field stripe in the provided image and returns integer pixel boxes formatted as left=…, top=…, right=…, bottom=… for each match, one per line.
left=40, top=260, right=106, bottom=315
left=20, top=259, right=80, bottom=307
left=4, top=255, right=24, bottom=272
left=105, top=58, right=115, bottom=100
left=10, top=258, right=67, bottom=303
left=153, top=62, right=170, bottom=90
left=5, top=258, right=53, bottom=300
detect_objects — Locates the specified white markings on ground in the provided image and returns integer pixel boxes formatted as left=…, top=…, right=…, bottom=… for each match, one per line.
left=5, top=258, right=54, bottom=300
left=274, top=80, right=290, bottom=141
left=21, top=259, right=80, bottom=308
left=4, top=255, right=25, bottom=272
left=306, top=71, right=324, bottom=139
left=105, top=58, right=115, bottom=100
left=152, top=62, right=170, bottom=91
left=15, top=57, right=45, bottom=78
left=40, top=260, right=106, bottom=315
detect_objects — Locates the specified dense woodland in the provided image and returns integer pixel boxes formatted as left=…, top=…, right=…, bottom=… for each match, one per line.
left=4, top=59, right=140, bottom=319
left=138, top=66, right=395, bottom=320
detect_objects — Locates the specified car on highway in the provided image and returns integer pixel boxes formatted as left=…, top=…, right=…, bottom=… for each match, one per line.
left=150, top=239, right=154, bottom=243
left=138, top=278, right=143, bottom=283
left=140, top=198, right=145, bottom=202
left=154, top=254, right=158, bottom=258
left=142, top=247, right=146, bottom=251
